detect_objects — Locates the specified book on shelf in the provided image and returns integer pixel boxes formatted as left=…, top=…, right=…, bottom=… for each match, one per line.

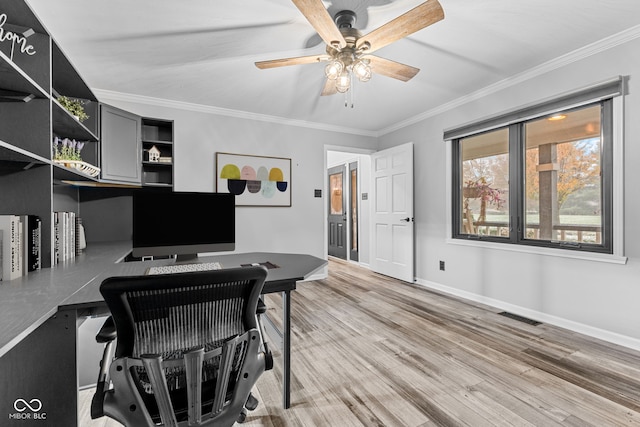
left=0, top=230, right=3, bottom=280
left=54, top=212, right=83, bottom=264
left=22, top=215, right=41, bottom=272
left=75, top=217, right=84, bottom=256
left=0, top=215, right=43, bottom=281
left=0, top=215, right=22, bottom=281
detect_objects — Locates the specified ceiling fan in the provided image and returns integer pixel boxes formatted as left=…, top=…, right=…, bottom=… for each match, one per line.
left=255, top=0, right=445, bottom=96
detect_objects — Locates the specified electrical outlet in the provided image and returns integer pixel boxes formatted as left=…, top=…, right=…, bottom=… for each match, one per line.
left=439, top=261, right=445, bottom=271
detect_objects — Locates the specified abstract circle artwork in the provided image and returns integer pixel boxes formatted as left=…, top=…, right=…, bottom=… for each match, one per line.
left=216, top=153, right=291, bottom=206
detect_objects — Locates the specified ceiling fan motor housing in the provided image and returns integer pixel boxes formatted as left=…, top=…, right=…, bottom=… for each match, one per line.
left=334, top=10, right=357, bottom=29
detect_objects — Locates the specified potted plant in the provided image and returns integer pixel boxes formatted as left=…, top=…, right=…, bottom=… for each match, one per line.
left=52, top=136, right=100, bottom=177
left=53, top=136, right=85, bottom=161
left=57, top=96, right=89, bottom=122
left=463, top=177, right=504, bottom=223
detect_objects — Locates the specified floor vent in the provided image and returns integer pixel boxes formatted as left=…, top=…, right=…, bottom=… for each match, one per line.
left=498, top=311, right=542, bottom=326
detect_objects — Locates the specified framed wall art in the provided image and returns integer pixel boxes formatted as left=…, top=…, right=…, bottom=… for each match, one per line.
left=216, top=152, right=291, bottom=207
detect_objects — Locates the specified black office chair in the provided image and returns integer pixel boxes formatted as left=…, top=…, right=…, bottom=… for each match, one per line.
left=90, top=266, right=273, bottom=426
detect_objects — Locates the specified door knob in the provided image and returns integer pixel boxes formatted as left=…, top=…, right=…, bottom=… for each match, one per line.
left=400, top=217, right=411, bottom=222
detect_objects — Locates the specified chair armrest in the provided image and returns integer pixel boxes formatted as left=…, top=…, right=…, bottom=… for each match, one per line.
left=264, top=343, right=274, bottom=371
left=95, top=316, right=116, bottom=343
left=257, top=297, right=266, bottom=315
left=92, top=317, right=117, bottom=419
left=256, top=298, right=272, bottom=370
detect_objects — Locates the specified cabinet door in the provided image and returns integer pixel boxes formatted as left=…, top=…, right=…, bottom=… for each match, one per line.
left=100, top=104, right=141, bottom=183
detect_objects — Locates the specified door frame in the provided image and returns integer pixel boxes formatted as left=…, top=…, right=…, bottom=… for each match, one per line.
left=348, top=161, right=359, bottom=262
left=324, top=146, right=375, bottom=264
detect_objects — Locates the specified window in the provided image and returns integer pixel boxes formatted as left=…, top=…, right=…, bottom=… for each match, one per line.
left=458, top=128, right=510, bottom=237
left=449, top=88, right=618, bottom=254
left=523, top=105, right=605, bottom=246
left=329, top=171, right=343, bottom=215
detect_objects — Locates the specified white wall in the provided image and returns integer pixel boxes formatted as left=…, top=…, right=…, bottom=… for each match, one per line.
left=379, top=36, right=640, bottom=348
left=97, top=33, right=640, bottom=349
left=95, top=97, right=377, bottom=261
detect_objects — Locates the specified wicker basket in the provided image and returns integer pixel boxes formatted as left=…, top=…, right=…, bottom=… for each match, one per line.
left=54, top=160, right=101, bottom=177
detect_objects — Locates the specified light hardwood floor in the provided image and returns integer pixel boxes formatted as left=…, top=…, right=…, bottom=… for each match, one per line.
left=81, top=258, right=640, bottom=426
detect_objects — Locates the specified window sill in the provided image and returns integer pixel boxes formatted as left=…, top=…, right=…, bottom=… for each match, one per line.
left=447, top=238, right=627, bottom=265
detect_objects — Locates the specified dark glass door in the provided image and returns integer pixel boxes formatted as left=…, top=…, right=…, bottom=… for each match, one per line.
left=328, top=165, right=346, bottom=259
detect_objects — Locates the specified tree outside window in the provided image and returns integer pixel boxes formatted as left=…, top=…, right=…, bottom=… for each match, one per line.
left=460, top=128, right=509, bottom=236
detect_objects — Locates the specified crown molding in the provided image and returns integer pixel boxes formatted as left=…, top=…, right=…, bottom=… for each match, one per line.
left=93, top=25, right=640, bottom=140
left=92, top=89, right=378, bottom=138
left=379, top=24, right=640, bottom=136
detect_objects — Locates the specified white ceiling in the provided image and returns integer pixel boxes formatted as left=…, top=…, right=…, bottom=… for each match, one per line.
left=25, top=0, right=640, bottom=135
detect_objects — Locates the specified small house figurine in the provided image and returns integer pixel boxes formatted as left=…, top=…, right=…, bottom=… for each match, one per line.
left=148, top=145, right=161, bottom=162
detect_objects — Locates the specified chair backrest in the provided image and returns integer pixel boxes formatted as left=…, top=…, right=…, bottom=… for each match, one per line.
left=99, top=266, right=268, bottom=427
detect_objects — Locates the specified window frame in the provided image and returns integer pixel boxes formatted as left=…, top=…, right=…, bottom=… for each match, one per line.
left=448, top=81, right=621, bottom=256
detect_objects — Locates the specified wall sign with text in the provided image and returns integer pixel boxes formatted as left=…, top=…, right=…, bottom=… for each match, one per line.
left=0, top=13, right=37, bottom=61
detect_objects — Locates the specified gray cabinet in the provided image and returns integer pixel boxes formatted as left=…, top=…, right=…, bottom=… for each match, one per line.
left=100, top=104, right=141, bottom=184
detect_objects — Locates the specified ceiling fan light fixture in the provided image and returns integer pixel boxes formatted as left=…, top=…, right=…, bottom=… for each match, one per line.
left=353, top=59, right=371, bottom=82
left=336, top=70, right=351, bottom=93
left=256, top=0, right=445, bottom=99
left=325, top=60, right=343, bottom=80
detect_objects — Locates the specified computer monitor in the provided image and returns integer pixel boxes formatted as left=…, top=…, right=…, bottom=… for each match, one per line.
left=132, top=191, right=235, bottom=262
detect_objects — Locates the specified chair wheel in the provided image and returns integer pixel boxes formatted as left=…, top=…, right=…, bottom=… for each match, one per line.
left=237, top=408, right=247, bottom=423
left=245, top=393, right=259, bottom=411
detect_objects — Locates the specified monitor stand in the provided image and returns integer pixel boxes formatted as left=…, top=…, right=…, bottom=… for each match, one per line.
left=175, top=253, right=199, bottom=263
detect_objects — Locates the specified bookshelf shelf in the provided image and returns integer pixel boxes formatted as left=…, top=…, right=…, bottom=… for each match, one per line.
left=52, top=99, right=99, bottom=141
left=0, top=140, right=50, bottom=165
left=0, top=0, right=102, bottom=271
left=141, top=182, right=173, bottom=188
left=0, top=52, right=48, bottom=100
left=51, top=42, right=96, bottom=102
left=1, top=0, right=177, bottom=276
left=142, top=139, right=173, bottom=145
left=52, top=162, right=100, bottom=183
left=142, top=161, right=172, bottom=166
left=141, top=117, right=173, bottom=187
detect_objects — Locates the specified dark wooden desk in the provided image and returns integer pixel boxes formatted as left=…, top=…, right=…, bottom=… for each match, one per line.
left=0, top=243, right=326, bottom=426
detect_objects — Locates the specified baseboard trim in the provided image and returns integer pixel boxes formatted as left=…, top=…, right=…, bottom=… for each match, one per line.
left=303, top=272, right=327, bottom=282
left=414, top=277, right=640, bottom=352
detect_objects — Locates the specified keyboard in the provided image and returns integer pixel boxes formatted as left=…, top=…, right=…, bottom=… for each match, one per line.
left=146, top=261, right=223, bottom=275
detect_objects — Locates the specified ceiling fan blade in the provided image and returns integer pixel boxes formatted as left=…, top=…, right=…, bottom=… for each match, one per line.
left=292, top=0, right=346, bottom=49
left=367, top=56, right=420, bottom=82
left=357, top=0, right=444, bottom=54
left=255, top=54, right=330, bottom=69
left=321, top=79, right=337, bottom=96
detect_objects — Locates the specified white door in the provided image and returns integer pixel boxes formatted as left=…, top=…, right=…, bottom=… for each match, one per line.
left=370, top=142, right=414, bottom=282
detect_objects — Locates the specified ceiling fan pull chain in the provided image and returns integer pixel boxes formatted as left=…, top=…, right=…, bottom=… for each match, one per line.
left=344, top=81, right=354, bottom=108
left=350, top=78, right=355, bottom=108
